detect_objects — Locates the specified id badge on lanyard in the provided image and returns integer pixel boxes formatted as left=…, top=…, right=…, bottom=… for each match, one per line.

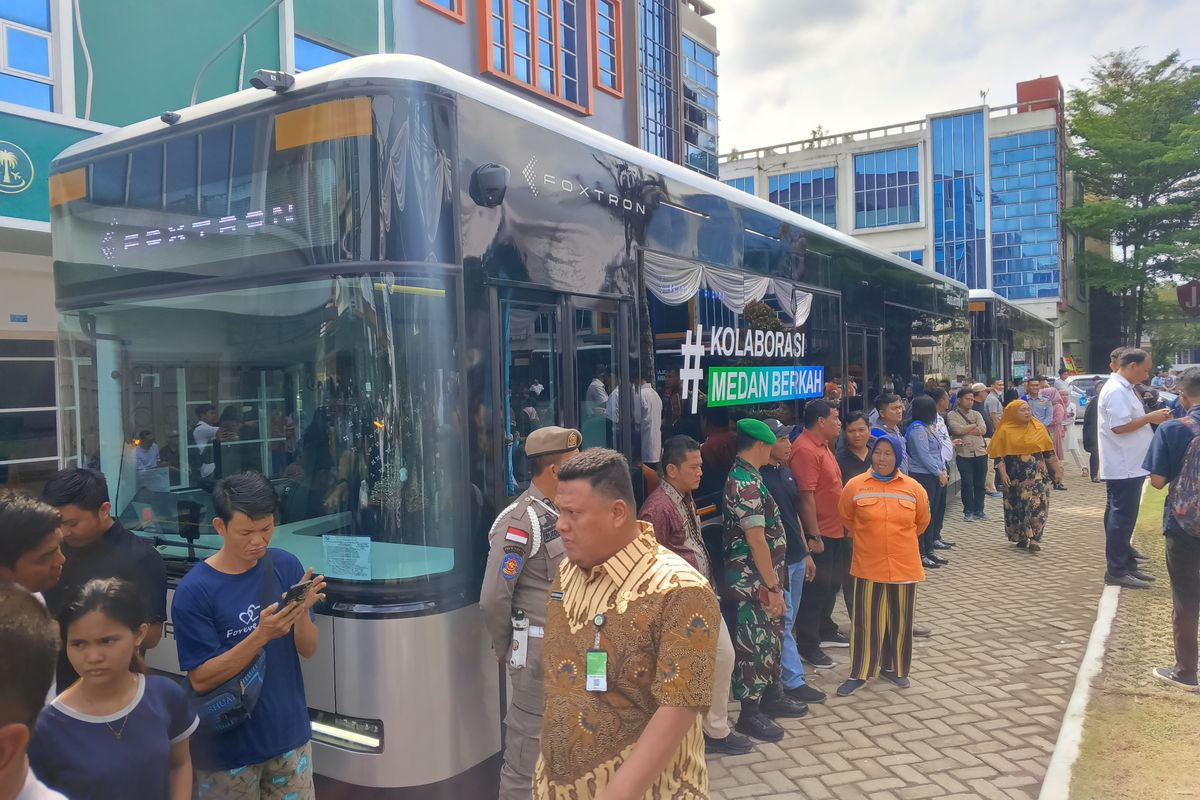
left=586, top=613, right=607, bottom=692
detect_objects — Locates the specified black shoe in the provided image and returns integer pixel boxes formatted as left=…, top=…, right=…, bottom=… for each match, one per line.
left=734, top=706, right=784, bottom=742
left=1131, top=569, right=1155, bottom=582
left=964, top=513, right=975, bottom=522
left=1151, top=667, right=1199, bottom=693
left=1091, top=478, right=1102, bottom=483
left=1104, top=572, right=1151, bottom=589
left=975, top=511, right=990, bottom=521
left=921, top=556, right=941, bottom=568
left=1053, top=483, right=1068, bottom=491
left=912, top=624, right=931, bottom=637
left=1132, top=549, right=1149, bottom=562
left=879, top=669, right=911, bottom=689
left=931, top=540, right=954, bottom=550
left=762, top=685, right=809, bottom=718
left=820, top=631, right=850, bottom=649
left=928, top=553, right=949, bottom=565
left=786, top=683, right=827, bottom=704
left=1016, top=539, right=1028, bottom=548
left=705, top=731, right=755, bottom=755
left=800, top=649, right=835, bottom=669
left=837, top=678, right=866, bottom=697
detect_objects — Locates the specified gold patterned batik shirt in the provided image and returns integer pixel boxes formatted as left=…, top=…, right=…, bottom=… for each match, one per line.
left=533, top=522, right=719, bottom=800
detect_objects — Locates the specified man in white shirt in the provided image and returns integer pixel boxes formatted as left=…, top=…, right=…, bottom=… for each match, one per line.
left=0, top=583, right=68, bottom=800
left=585, top=366, right=610, bottom=414
left=1098, top=348, right=1172, bottom=588
left=639, top=380, right=664, bottom=467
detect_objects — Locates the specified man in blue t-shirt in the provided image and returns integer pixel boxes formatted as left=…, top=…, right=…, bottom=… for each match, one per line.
left=172, top=471, right=327, bottom=799
left=1143, top=367, right=1200, bottom=694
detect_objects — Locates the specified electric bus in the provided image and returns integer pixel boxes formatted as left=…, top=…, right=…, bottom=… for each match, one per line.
left=49, top=54, right=969, bottom=796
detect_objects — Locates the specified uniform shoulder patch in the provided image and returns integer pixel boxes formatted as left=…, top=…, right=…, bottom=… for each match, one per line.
left=500, top=553, right=523, bottom=581
left=503, top=544, right=525, bottom=556
left=505, top=527, right=531, bottom=545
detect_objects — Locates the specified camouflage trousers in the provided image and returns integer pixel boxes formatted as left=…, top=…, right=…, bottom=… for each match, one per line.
left=730, top=596, right=784, bottom=702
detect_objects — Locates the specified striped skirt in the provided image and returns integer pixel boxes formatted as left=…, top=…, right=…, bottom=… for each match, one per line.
left=849, top=577, right=917, bottom=680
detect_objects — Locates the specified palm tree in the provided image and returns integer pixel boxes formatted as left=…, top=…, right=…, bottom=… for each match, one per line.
left=0, top=149, right=17, bottom=185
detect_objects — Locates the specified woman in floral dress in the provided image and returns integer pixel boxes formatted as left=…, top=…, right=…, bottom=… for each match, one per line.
left=987, top=400, right=1063, bottom=552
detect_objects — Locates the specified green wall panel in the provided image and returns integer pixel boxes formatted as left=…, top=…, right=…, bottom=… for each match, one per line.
left=296, top=0, right=380, bottom=55
left=73, top=0, right=283, bottom=126
left=0, top=115, right=97, bottom=222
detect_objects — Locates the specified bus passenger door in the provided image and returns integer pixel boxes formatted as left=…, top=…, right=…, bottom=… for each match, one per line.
left=496, top=297, right=565, bottom=499
left=565, top=296, right=629, bottom=459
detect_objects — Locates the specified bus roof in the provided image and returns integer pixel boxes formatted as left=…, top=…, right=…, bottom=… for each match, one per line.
left=54, top=54, right=966, bottom=295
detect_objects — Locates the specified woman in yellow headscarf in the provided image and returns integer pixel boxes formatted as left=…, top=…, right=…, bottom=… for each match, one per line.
left=988, top=400, right=1063, bottom=552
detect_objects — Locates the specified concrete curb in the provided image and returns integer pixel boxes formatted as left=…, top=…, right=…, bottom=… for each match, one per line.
left=1037, top=583, right=1122, bottom=800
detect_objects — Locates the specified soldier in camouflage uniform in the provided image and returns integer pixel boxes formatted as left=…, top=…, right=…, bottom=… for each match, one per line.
left=723, top=418, right=809, bottom=741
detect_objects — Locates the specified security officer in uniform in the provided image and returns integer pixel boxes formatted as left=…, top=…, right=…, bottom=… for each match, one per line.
left=480, top=426, right=582, bottom=800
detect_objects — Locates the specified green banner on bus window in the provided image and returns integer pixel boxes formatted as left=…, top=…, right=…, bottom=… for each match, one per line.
left=707, top=366, right=825, bottom=407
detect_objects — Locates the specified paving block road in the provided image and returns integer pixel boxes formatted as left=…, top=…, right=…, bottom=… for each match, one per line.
left=709, top=471, right=1111, bottom=800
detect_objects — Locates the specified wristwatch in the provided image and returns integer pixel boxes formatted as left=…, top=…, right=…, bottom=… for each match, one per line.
left=767, top=584, right=783, bottom=594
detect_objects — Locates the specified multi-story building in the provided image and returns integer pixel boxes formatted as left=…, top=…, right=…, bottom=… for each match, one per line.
left=720, top=76, right=1088, bottom=371
left=0, top=0, right=716, bottom=492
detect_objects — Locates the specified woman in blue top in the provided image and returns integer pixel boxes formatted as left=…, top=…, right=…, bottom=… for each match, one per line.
left=30, top=578, right=197, bottom=800
left=906, top=396, right=949, bottom=569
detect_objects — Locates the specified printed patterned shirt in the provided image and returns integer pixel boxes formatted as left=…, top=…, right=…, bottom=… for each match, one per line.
left=533, top=523, right=718, bottom=800
left=723, top=456, right=787, bottom=597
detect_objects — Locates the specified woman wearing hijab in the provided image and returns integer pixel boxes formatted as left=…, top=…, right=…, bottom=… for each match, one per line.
left=835, top=433, right=930, bottom=697
left=988, top=400, right=1063, bottom=552
left=1045, top=388, right=1068, bottom=490
left=905, top=395, right=949, bottom=568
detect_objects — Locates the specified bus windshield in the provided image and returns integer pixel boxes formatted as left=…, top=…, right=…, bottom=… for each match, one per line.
left=57, top=272, right=468, bottom=589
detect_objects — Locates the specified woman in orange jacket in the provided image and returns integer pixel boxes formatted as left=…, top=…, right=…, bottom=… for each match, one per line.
left=835, top=431, right=931, bottom=697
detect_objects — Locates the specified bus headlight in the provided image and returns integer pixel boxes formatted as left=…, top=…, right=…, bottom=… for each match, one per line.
left=310, top=710, right=384, bottom=753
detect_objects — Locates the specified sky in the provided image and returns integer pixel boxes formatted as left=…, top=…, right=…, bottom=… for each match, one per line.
left=709, top=0, right=1200, bottom=155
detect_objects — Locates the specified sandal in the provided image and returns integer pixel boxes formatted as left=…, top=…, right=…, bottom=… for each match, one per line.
left=1027, top=542, right=1041, bottom=553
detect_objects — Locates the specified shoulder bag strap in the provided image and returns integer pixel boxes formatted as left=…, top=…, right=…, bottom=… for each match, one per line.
left=258, top=551, right=277, bottom=610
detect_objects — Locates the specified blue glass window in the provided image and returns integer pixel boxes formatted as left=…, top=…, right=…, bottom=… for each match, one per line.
left=682, top=34, right=717, bottom=177
left=769, top=167, right=837, bottom=227
left=894, top=249, right=924, bottom=266
left=3, top=0, right=49, bottom=31
left=6, top=27, right=49, bottom=76
left=724, top=176, right=755, bottom=195
left=853, top=146, right=919, bottom=229
left=422, top=0, right=461, bottom=12
left=1, top=2, right=53, bottom=110
left=596, top=0, right=619, bottom=92
left=638, top=0, right=678, bottom=160
left=989, top=127, right=1060, bottom=300
left=488, top=0, right=585, bottom=107
left=931, top=112, right=987, bottom=288
left=294, top=36, right=351, bottom=72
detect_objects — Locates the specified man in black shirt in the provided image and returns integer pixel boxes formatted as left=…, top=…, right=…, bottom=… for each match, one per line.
left=761, top=418, right=825, bottom=704
left=41, top=468, right=168, bottom=688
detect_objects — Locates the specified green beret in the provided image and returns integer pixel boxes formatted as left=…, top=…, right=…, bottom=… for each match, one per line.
left=737, top=418, right=777, bottom=445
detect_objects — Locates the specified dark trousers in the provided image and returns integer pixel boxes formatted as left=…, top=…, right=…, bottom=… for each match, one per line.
left=1089, top=450, right=1099, bottom=479
left=1103, top=477, right=1145, bottom=577
left=841, top=538, right=854, bottom=617
left=912, top=473, right=947, bottom=556
left=1165, top=533, right=1200, bottom=682
left=795, top=535, right=850, bottom=656
left=849, top=578, right=916, bottom=680
left=956, top=455, right=988, bottom=516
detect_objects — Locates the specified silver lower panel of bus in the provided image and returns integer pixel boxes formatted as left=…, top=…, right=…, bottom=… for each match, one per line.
left=152, top=592, right=501, bottom=789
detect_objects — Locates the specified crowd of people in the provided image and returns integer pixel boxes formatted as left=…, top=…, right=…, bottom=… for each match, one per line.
left=0, top=469, right=325, bottom=800
left=4, top=350, right=1198, bottom=800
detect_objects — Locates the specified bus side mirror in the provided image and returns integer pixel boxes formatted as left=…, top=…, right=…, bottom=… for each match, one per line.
left=470, top=163, right=509, bottom=208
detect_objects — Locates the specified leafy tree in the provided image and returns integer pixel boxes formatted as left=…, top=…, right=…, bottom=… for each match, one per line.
left=1063, top=49, right=1200, bottom=346
left=1145, top=286, right=1200, bottom=369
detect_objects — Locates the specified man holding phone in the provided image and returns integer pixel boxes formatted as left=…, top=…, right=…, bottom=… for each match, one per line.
left=171, top=471, right=326, bottom=800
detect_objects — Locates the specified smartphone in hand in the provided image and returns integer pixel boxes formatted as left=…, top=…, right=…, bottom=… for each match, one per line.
left=282, top=578, right=315, bottom=605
